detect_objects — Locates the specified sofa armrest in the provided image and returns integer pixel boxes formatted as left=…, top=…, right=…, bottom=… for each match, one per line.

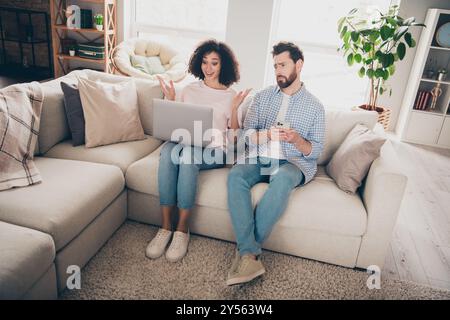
left=356, top=140, right=408, bottom=269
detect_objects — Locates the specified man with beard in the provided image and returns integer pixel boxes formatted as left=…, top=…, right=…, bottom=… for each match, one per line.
left=226, top=41, right=325, bottom=286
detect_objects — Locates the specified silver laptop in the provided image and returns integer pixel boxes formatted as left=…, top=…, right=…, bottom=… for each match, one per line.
left=152, top=98, right=214, bottom=147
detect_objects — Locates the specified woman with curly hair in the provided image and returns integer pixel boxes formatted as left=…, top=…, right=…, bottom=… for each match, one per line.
left=146, top=39, right=251, bottom=262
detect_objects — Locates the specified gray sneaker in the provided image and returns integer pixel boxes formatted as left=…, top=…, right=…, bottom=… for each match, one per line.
left=227, top=249, right=240, bottom=278
left=165, top=230, right=190, bottom=262
left=146, top=228, right=173, bottom=259
left=226, top=255, right=265, bottom=286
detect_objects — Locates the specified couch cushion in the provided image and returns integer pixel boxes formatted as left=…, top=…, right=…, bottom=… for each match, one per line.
left=126, top=145, right=367, bottom=237
left=0, top=157, right=124, bottom=250
left=318, top=109, right=378, bottom=166
left=0, top=221, right=55, bottom=299
left=326, top=123, right=386, bottom=194
left=60, top=82, right=85, bottom=146
left=38, top=71, right=87, bottom=154
left=78, top=77, right=146, bottom=148
left=44, top=135, right=162, bottom=173
left=82, top=69, right=164, bottom=135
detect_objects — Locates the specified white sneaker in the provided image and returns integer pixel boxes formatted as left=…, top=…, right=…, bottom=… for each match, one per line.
left=165, top=230, right=190, bottom=262
left=146, top=228, right=173, bottom=259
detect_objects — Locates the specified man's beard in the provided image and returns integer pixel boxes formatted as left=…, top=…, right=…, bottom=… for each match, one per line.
left=277, top=69, right=297, bottom=88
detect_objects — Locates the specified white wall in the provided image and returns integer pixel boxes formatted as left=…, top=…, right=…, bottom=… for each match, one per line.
left=225, top=0, right=276, bottom=91
left=116, top=0, right=131, bottom=44
left=377, top=0, right=450, bottom=132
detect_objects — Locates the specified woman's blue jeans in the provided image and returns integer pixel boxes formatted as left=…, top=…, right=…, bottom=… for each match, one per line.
left=158, top=142, right=226, bottom=209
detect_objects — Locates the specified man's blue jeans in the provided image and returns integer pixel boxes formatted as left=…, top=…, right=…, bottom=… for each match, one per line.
left=227, top=157, right=304, bottom=256
left=158, top=142, right=226, bottom=209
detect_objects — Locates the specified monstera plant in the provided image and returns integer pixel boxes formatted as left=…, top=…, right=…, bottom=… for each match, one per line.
left=338, top=5, right=425, bottom=115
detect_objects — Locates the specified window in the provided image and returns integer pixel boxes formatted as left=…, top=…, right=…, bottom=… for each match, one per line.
left=267, top=0, right=394, bottom=110
left=132, top=0, right=229, bottom=58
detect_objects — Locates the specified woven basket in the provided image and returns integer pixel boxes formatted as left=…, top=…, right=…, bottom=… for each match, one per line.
left=355, top=105, right=391, bottom=131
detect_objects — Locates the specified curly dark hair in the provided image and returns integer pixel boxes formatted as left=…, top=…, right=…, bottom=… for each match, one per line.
left=272, top=41, right=304, bottom=63
left=188, top=39, right=240, bottom=87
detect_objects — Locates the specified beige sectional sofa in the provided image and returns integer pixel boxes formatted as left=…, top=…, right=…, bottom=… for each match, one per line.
left=0, top=70, right=407, bottom=299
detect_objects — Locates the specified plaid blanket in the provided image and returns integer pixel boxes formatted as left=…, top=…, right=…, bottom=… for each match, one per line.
left=0, top=82, right=44, bottom=191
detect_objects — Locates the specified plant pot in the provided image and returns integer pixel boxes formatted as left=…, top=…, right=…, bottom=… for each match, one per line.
left=69, top=50, right=76, bottom=57
left=353, top=104, right=392, bottom=130
left=95, top=24, right=103, bottom=31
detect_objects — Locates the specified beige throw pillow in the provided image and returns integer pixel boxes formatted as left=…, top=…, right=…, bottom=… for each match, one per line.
left=326, top=123, right=386, bottom=194
left=78, top=77, right=145, bottom=148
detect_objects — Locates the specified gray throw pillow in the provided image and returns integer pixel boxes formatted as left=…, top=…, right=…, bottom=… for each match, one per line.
left=60, top=82, right=85, bottom=146
left=326, top=123, right=386, bottom=194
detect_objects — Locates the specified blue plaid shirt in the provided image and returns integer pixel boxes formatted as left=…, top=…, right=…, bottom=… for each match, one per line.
left=243, top=83, right=325, bottom=184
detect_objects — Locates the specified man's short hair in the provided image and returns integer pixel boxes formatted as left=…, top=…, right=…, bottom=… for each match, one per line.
left=272, top=41, right=304, bottom=63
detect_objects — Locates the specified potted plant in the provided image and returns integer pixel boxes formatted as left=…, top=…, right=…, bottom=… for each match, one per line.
left=338, top=5, right=425, bottom=129
left=69, top=45, right=76, bottom=57
left=94, top=14, right=103, bottom=31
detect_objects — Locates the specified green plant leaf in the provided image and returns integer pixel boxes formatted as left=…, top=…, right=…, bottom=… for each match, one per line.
left=394, top=26, right=408, bottom=41
left=397, top=42, right=406, bottom=60
left=347, top=53, right=354, bottom=66
left=340, top=25, right=348, bottom=39
left=338, top=17, right=346, bottom=32
left=402, top=17, right=415, bottom=26
left=410, top=38, right=416, bottom=48
left=404, top=32, right=412, bottom=47
left=388, top=64, right=396, bottom=76
left=354, top=53, right=362, bottom=63
left=351, top=31, right=359, bottom=42
left=411, top=23, right=426, bottom=27
left=343, top=31, right=351, bottom=44
left=363, top=42, right=372, bottom=52
left=366, top=69, right=375, bottom=78
left=380, top=25, right=394, bottom=40
left=383, top=53, right=395, bottom=68
left=382, top=69, right=389, bottom=80
left=364, top=58, right=373, bottom=65
left=348, top=8, right=358, bottom=15
left=375, top=68, right=384, bottom=78
left=380, top=87, right=384, bottom=95
left=358, top=66, right=365, bottom=78
left=387, top=17, right=397, bottom=26
left=369, top=31, right=380, bottom=42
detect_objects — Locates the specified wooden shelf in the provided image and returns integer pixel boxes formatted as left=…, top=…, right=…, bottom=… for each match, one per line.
left=53, top=25, right=104, bottom=34
left=430, top=46, right=450, bottom=51
left=412, top=109, right=445, bottom=116
left=50, top=0, right=117, bottom=77
left=421, top=78, right=450, bottom=85
left=58, top=54, right=105, bottom=64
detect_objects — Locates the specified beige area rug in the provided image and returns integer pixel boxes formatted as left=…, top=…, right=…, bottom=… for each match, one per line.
left=60, top=221, right=450, bottom=300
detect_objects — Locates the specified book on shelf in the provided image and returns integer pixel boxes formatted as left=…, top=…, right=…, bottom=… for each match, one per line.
left=414, top=90, right=431, bottom=110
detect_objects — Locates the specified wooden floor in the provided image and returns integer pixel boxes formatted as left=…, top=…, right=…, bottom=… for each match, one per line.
left=383, top=136, right=450, bottom=290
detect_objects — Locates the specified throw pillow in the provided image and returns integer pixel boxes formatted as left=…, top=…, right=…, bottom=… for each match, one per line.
left=60, top=82, right=85, bottom=146
left=78, top=77, right=146, bottom=148
left=130, top=55, right=166, bottom=75
left=0, top=82, right=44, bottom=191
left=326, top=123, right=386, bottom=194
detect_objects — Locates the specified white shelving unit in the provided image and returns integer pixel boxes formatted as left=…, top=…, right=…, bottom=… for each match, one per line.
left=398, top=8, right=450, bottom=149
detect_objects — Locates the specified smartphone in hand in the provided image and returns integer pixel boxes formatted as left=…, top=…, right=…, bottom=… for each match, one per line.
left=276, top=121, right=291, bottom=129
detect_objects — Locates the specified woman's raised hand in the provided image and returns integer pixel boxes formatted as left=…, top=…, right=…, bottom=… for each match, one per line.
left=232, top=88, right=252, bottom=110
left=157, top=76, right=176, bottom=101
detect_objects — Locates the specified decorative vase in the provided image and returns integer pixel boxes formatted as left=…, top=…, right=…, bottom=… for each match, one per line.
left=353, top=104, right=392, bottom=130
left=69, top=50, right=75, bottom=57
left=95, top=24, right=103, bottom=31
